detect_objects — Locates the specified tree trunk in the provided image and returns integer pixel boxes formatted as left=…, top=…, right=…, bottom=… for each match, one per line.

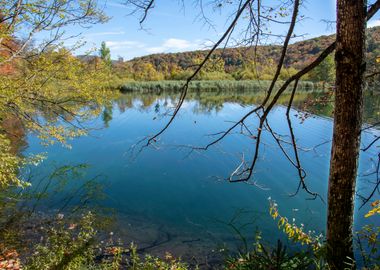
left=327, top=1, right=367, bottom=269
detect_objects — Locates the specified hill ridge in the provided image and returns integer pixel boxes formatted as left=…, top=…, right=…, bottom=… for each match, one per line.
left=126, top=26, right=379, bottom=74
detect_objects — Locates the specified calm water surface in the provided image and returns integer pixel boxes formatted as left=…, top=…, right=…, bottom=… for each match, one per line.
left=24, top=90, right=380, bottom=263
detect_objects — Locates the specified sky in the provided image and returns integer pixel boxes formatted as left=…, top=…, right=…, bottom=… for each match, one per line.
left=46, top=0, right=380, bottom=60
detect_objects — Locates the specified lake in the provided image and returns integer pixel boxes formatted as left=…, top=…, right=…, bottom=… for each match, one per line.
left=23, top=89, right=380, bottom=266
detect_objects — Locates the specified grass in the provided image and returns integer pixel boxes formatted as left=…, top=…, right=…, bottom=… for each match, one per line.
left=120, top=80, right=321, bottom=93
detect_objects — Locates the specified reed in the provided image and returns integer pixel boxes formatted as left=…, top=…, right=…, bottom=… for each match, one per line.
left=120, top=80, right=320, bottom=93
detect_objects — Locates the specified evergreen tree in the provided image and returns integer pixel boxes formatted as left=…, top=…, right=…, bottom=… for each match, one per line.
left=99, top=41, right=111, bottom=67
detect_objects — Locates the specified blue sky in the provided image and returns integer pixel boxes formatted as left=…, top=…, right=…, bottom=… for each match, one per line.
left=55, top=0, right=380, bottom=60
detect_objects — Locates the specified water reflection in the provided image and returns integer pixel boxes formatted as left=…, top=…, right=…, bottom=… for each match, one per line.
left=113, top=89, right=379, bottom=125
left=3, top=88, right=380, bottom=267
left=1, top=114, right=28, bottom=154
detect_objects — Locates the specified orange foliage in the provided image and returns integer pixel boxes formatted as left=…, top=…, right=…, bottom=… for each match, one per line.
left=0, top=38, right=19, bottom=75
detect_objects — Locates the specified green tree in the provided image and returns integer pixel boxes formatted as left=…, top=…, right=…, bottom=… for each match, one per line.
left=309, top=54, right=335, bottom=84
left=192, top=56, right=230, bottom=80
left=0, top=0, right=111, bottom=188
left=99, top=41, right=112, bottom=67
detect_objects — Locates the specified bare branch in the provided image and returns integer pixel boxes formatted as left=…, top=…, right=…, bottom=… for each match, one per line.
left=146, top=0, right=253, bottom=146
left=358, top=153, right=380, bottom=209
left=139, top=0, right=155, bottom=24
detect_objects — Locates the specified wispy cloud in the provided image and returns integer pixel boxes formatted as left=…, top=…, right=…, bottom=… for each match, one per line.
left=163, top=38, right=192, bottom=49
left=105, top=40, right=145, bottom=50
left=146, top=47, right=166, bottom=54
left=368, top=19, right=380, bottom=28
left=146, top=38, right=214, bottom=54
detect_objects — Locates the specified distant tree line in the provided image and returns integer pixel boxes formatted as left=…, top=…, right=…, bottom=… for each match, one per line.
left=96, top=26, right=379, bottom=84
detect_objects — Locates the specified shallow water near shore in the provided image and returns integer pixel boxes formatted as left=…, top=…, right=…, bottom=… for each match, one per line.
left=22, top=90, right=380, bottom=265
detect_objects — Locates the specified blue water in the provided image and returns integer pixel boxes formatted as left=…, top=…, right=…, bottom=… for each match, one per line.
left=23, top=93, right=380, bottom=260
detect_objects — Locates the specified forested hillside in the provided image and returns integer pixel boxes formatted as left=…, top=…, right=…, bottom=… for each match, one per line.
left=119, top=26, right=379, bottom=81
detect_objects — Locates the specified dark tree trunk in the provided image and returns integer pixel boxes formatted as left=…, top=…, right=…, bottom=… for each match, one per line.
left=327, top=0, right=367, bottom=269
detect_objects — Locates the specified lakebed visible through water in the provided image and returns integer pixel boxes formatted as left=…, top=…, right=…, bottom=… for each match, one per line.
left=21, top=89, right=380, bottom=266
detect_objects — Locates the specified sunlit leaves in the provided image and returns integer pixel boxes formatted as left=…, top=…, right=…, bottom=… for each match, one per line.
left=0, top=134, right=45, bottom=187
left=365, top=200, right=380, bottom=218
left=268, top=198, right=323, bottom=251
left=356, top=224, right=380, bottom=266
left=0, top=135, right=21, bottom=187
left=1, top=31, right=117, bottom=188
